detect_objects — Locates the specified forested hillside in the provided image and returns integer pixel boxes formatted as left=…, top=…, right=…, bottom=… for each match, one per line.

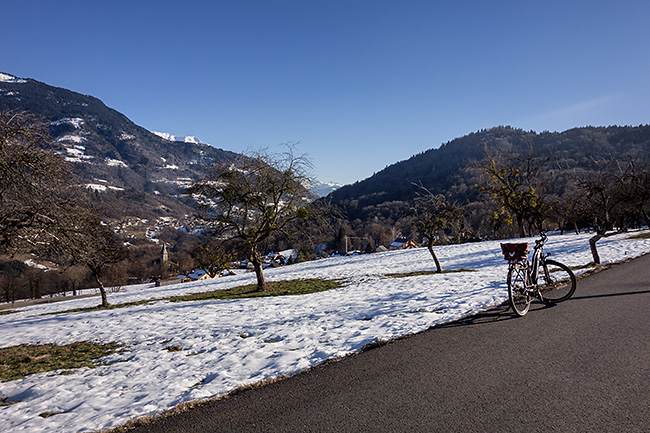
left=328, top=125, right=650, bottom=220
left=318, top=124, right=650, bottom=256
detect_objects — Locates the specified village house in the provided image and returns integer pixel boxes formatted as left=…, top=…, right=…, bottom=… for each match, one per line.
left=389, top=237, right=420, bottom=250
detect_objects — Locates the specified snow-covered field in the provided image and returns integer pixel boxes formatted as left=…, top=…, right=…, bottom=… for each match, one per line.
left=1, top=231, right=649, bottom=432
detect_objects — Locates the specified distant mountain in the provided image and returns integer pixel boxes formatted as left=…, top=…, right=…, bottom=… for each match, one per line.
left=327, top=125, right=650, bottom=218
left=152, top=131, right=205, bottom=144
left=311, top=180, right=344, bottom=198
left=0, top=72, right=240, bottom=221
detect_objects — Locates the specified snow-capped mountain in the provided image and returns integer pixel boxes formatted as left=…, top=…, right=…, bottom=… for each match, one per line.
left=0, top=72, right=27, bottom=83
left=311, top=180, right=345, bottom=197
left=0, top=71, right=344, bottom=217
left=152, top=131, right=205, bottom=144
left=0, top=72, right=240, bottom=220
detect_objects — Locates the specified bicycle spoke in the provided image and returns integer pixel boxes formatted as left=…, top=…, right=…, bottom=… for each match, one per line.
left=508, top=265, right=531, bottom=316
left=538, top=260, right=576, bottom=303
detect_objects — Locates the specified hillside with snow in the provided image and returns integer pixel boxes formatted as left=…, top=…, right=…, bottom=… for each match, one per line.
left=0, top=72, right=241, bottom=222
left=1, top=231, right=649, bottom=433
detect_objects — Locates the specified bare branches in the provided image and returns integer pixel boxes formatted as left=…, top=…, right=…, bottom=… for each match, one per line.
left=409, top=183, right=465, bottom=272
left=0, top=110, right=81, bottom=252
left=187, top=144, right=313, bottom=291
left=47, top=209, right=128, bottom=307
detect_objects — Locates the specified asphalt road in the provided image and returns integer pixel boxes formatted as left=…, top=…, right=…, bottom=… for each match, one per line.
left=130, top=254, right=650, bottom=433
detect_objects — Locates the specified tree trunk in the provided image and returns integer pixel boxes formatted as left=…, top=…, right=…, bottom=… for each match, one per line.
left=589, top=233, right=603, bottom=265
left=427, top=245, right=442, bottom=273
left=249, top=246, right=266, bottom=291
left=517, top=215, right=526, bottom=238
left=642, top=209, right=650, bottom=229
left=92, top=268, right=110, bottom=307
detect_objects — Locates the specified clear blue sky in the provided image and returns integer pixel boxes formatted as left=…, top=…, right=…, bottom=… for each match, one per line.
left=3, top=0, right=650, bottom=185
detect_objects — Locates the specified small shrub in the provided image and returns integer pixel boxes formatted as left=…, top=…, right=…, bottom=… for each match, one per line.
left=0, top=397, right=19, bottom=407
left=164, top=346, right=183, bottom=352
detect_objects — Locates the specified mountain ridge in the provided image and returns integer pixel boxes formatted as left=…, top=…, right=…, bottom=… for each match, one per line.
left=326, top=124, right=650, bottom=217
left=0, top=72, right=242, bottom=222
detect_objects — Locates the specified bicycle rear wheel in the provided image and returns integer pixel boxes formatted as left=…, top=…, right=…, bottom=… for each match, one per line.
left=538, top=259, right=576, bottom=303
left=508, top=264, right=531, bottom=316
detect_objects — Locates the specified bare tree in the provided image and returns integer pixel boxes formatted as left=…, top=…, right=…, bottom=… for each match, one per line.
left=0, top=110, right=78, bottom=252
left=577, top=159, right=650, bottom=264
left=409, top=184, right=465, bottom=273
left=52, top=211, right=128, bottom=307
left=187, top=145, right=312, bottom=291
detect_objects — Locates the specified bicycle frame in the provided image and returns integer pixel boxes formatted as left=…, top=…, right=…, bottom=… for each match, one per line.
left=529, top=232, right=548, bottom=284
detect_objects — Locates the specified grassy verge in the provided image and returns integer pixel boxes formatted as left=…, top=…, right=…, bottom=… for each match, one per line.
left=46, top=278, right=346, bottom=316
left=384, top=269, right=476, bottom=279
left=629, top=232, right=650, bottom=239
left=0, top=341, right=122, bottom=382
left=168, top=278, right=344, bottom=302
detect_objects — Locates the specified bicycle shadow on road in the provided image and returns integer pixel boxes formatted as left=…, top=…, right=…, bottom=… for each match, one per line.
left=436, top=303, right=519, bottom=329
left=435, top=299, right=565, bottom=329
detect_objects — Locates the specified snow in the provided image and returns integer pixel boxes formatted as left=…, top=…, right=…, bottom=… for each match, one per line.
left=152, top=131, right=204, bottom=144
left=311, top=180, right=345, bottom=197
left=86, top=183, right=125, bottom=192
left=63, top=145, right=93, bottom=164
left=0, top=73, right=27, bottom=83
left=58, top=135, right=86, bottom=144
left=51, top=118, right=84, bottom=129
left=23, top=259, right=52, bottom=271
left=105, top=158, right=128, bottom=168
left=1, top=231, right=649, bottom=432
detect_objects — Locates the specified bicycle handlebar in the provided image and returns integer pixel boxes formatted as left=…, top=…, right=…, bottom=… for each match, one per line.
left=534, top=231, right=548, bottom=249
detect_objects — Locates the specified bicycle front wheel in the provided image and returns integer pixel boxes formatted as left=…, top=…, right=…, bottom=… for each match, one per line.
left=538, top=259, right=576, bottom=303
left=508, top=264, right=531, bottom=316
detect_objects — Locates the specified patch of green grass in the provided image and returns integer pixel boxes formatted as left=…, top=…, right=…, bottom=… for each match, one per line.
left=384, top=269, right=476, bottom=279
left=0, top=341, right=123, bottom=382
left=0, top=310, right=16, bottom=316
left=168, top=278, right=345, bottom=303
left=164, top=345, right=183, bottom=352
left=45, top=278, right=345, bottom=316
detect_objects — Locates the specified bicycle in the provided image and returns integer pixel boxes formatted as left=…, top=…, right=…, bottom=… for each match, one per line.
left=500, top=232, right=576, bottom=316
